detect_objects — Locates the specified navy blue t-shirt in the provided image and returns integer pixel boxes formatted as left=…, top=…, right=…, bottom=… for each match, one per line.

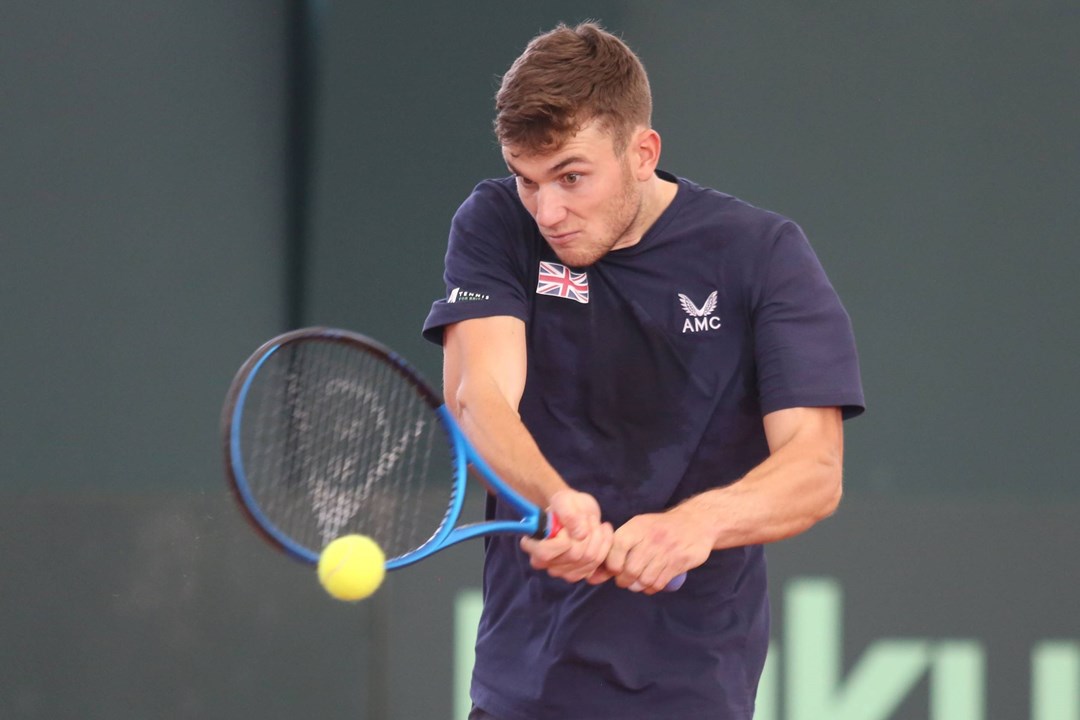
left=423, top=172, right=864, bottom=720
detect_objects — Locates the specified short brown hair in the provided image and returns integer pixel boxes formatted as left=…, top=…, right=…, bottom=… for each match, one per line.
left=494, top=22, right=652, bottom=155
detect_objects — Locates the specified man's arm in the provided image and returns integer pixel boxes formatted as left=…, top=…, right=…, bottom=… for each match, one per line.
left=599, top=406, right=844, bottom=593
left=443, top=316, right=613, bottom=581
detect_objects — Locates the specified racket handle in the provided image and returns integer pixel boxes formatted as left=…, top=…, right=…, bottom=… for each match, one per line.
left=545, top=512, right=686, bottom=592
left=664, top=572, right=687, bottom=592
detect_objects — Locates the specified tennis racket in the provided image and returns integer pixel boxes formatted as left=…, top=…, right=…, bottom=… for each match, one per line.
left=221, top=327, right=686, bottom=589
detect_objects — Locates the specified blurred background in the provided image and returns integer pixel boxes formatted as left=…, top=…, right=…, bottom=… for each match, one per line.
left=2, top=2, right=1077, bottom=719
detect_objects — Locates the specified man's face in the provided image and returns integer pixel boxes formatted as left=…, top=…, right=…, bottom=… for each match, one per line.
left=503, top=122, right=643, bottom=268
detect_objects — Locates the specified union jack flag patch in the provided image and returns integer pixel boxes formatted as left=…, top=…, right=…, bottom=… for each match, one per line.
left=536, top=261, right=589, bottom=304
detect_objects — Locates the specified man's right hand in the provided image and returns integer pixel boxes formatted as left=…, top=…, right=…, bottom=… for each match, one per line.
left=519, top=488, right=613, bottom=583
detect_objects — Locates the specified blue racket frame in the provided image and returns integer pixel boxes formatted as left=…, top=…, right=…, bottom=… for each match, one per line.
left=385, top=405, right=549, bottom=570
left=225, top=328, right=551, bottom=569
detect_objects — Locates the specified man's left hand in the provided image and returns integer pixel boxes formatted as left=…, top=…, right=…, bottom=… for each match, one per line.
left=593, top=504, right=714, bottom=594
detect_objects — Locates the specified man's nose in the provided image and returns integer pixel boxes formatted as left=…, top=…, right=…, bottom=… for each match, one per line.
left=534, top=186, right=567, bottom=228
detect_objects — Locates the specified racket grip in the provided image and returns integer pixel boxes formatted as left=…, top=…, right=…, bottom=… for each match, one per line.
left=546, top=512, right=686, bottom=592
left=546, top=512, right=563, bottom=538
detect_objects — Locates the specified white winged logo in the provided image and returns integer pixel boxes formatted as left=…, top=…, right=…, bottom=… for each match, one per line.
left=678, top=291, right=718, bottom=317
left=678, top=291, right=722, bottom=333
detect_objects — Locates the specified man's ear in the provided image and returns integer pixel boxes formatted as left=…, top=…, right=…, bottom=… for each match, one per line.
left=630, top=127, right=662, bottom=180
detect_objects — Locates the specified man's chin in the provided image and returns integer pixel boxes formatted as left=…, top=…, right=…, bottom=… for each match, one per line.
left=552, top=251, right=599, bottom=269
left=551, top=243, right=607, bottom=269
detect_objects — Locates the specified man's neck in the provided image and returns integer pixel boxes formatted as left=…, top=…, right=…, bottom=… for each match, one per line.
left=639, top=172, right=679, bottom=235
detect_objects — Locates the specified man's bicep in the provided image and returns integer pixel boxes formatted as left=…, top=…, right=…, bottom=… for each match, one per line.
left=443, top=316, right=528, bottom=414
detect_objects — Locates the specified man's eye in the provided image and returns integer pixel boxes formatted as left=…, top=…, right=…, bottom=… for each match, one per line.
left=564, top=173, right=581, bottom=185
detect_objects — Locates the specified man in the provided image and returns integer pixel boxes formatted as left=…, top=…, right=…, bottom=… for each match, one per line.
left=423, top=22, right=864, bottom=720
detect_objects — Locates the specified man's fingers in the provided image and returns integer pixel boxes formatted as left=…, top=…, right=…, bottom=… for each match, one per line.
left=578, top=522, right=613, bottom=577
left=631, top=555, right=672, bottom=594
left=548, top=489, right=601, bottom=541
left=549, top=523, right=612, bottom=579
left=521, top=521, right=613, bottom=582
left=587, top=566, right=614, bottom=585
left=604, top=530, right=634, bottom=579
left=520, top=532, right=572, bottom=567
left=606, top=517, right=683, bottom=592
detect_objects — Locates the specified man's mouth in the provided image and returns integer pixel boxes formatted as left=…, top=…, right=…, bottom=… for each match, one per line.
left=544, top=230, right=580, bottom=245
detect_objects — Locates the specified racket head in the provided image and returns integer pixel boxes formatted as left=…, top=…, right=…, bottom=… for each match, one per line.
left=221, top=327, right=461, bottom=565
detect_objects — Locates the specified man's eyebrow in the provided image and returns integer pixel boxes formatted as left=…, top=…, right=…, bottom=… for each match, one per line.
left=550, top=155, right=589, bottom=173
left=504, top=158, right=525, bottom=178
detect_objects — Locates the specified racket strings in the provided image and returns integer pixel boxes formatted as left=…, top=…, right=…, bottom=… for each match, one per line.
left=238, top=339, right=454, bottom=559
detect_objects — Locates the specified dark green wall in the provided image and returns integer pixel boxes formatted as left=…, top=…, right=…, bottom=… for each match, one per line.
left=3, top=2, right=288, bottom=493
left=3, top=2, right=1077, bottom=719
left=3, top=3, right=374, bottom=718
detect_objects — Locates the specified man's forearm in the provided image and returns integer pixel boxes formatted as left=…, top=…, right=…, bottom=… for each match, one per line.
left=450, top=375, right=568, bottom=508
left=676, top=407, right=844, bottom=550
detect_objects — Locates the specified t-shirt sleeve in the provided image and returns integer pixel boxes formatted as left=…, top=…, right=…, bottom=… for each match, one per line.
left=752, top=221, right=865, bottom=419
left=422, top=181, right=532, bottom=345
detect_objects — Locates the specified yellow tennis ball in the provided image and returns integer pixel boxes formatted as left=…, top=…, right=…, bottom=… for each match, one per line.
left=317, top=534, right=386, bottom=601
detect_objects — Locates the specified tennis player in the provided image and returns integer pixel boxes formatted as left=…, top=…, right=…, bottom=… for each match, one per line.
left=423, top=22, right=864, bottom=720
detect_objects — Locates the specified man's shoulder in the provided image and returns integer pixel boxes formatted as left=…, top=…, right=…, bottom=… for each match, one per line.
left=663, top=177, right=798, bottom=258
left=462, top=176, right=520, bottom=211
left=677, top=177, right=794, bottom=237
left=453, top=176, right=530, bottom=230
